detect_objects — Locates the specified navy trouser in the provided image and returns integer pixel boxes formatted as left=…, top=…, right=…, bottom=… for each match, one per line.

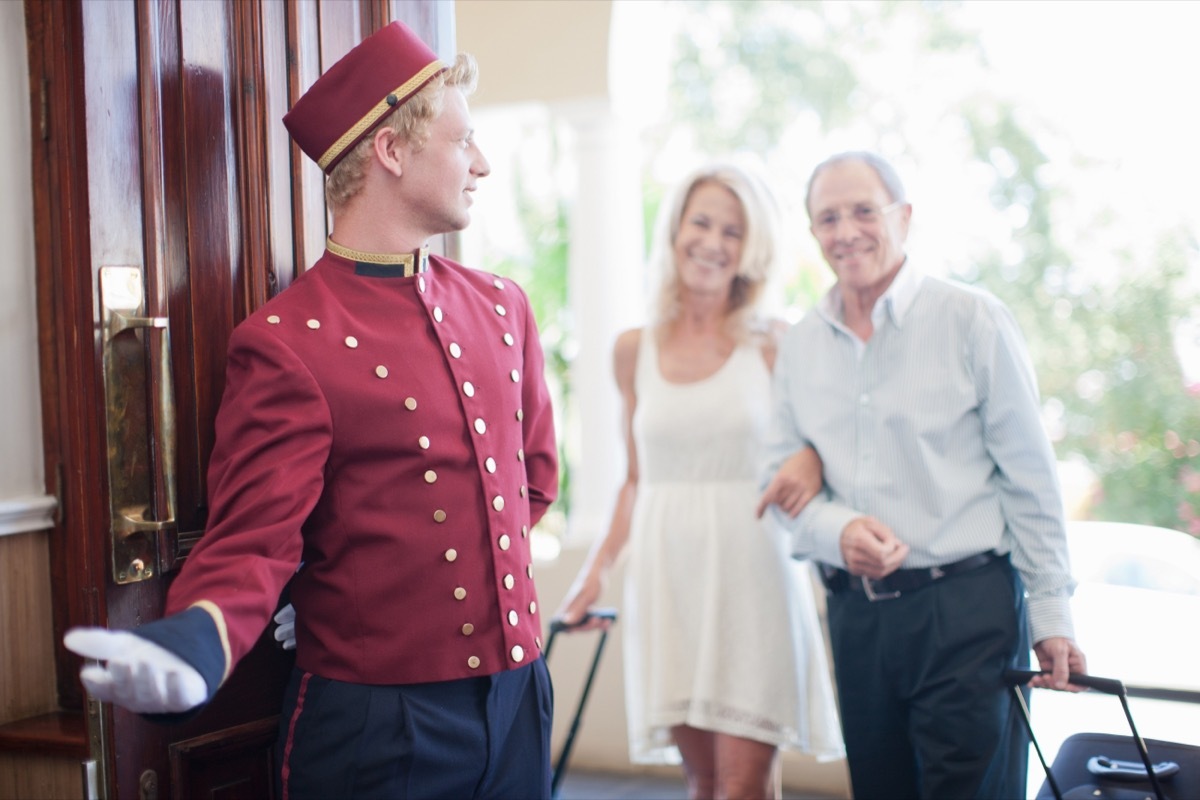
left=827, top=555, right=1031, bottom=800
left=276, top=658, right=553, bottom=800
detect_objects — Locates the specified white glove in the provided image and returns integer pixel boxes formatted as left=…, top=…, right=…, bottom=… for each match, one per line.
left=273, top=603, right=296, bottom=650
left=63, top=628, right=208, bottom=713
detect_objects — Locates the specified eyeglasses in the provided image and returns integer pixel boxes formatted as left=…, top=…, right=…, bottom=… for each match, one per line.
left=812, top=201, right=902, bottom=232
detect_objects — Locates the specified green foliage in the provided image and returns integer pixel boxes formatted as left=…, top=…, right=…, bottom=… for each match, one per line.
left=492, top=0, right=1199, bottom=535
left=660, top=0, right=1200, bottom=534
left=667, top=0, right=861, bottom=154
left=480, top=143, right=574, bottom=517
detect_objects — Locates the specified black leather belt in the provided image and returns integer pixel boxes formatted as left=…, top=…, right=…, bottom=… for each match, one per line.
left=819, top=551, right=1002, bottom=601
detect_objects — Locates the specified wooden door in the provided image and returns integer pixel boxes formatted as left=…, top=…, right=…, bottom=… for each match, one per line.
left=26, top=1, right=451, bottom=797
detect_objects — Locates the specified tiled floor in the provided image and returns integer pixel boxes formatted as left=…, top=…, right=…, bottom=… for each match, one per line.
left=557, top=769, right=841, bottom=800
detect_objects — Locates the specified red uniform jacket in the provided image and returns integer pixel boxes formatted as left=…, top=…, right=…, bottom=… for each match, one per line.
left=139, top=248, right=558, bottom=695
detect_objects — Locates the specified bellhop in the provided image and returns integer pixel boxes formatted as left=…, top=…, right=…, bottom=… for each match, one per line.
left=65, top=18, right=560, bottom=800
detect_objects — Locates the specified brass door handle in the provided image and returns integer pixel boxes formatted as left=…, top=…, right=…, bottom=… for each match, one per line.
left=100, top=266, right=177, bottom=584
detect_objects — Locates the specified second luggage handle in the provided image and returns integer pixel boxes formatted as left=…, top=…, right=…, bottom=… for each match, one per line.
left=1003, top=669, right=1167, bottom=800
left=546, top=608, right=619, bottom=798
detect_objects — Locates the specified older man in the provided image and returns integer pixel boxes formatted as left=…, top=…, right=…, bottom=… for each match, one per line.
left=759, top=151, right=1086, bottom=799
left=65, top=20, right=558, bottom=800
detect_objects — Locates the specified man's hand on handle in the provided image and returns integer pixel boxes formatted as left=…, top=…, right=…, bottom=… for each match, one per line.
left=1031, top=636, right=1089, bottom=692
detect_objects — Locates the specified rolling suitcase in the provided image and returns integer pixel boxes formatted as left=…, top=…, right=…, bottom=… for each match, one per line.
left=544, top=608, right=619, bottom=798
left=1005, top=669, right=1200, bottom=800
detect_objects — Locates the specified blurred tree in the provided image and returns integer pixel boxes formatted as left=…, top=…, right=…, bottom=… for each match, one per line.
left=481, top=126, right=574, bottom=524
left=658, top=0, right=1199, bottom=533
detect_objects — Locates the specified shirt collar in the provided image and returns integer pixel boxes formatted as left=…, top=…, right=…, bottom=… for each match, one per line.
left=817, top=257, right=923, bottom=330
left=878, top=257, right=922, bottom=328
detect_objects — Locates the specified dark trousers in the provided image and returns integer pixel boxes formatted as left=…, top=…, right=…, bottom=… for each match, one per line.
left=276, top=658, right=553, bottom=800
left=827, top=556, right=1031, bottom=800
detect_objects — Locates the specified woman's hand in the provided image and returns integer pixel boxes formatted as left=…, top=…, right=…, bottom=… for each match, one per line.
left=756, top=446, right=824, bottom=518
left=553, top=571, right=612, bottom=633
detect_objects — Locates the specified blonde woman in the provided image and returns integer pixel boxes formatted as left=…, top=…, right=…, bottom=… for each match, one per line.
left=557, top=162, right=843, bottom=799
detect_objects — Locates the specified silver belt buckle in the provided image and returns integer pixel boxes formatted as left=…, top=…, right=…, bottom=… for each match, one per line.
left=861, top=575, right=902, bottom=601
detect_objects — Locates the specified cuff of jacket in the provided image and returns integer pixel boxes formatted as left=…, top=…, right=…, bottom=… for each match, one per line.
left=133, top=604, right=227, bottom=721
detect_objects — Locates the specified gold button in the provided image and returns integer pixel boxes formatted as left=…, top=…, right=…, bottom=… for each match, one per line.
left=462, top=623, right=474, bottom=636
left=449, top=342, right=462, bottom=358
left=306, top=319, right=320, bottom=329
left=516, top=409, right=523, bottom=422
left=498, top=534, right=510, bottom=550
left=424, top=470, right=437, bottom=484
left=494, top=304, right=506, bottom=316
left=267, top=315, right=280, bottom=324
left=419, top=436, right=430, bottom=449
left=503, top=333, right=514, bottom=346
left=375, top=365, right=389, bottom=379
left=517, top=449, right=524, bottom=461
left=522, top=525, right=528, bottom=537
left=418, top=276, right=426, bottom=292
left=526, top=565, right=533, bottom=578
left=492, top=496, right=505, bottom=512
left=519, top=485, right=526, bottom=498
left=530, top=601, right=537, bottom=614
left=503, top=574, right=514, bottom=590
left=345, top=336, right=358, bottom=348
left=493, top=278, right=505, bottom=289
left=445, top=549, right=457, bottom=562
left=463, top=381, right=475, bottom=397
left=454, top=587, right=467, bottom=600
left=434, top=509, right=447, bottom=523
left=474, top=418, right=486, bottom=434
left=508, top=610, right=518, bottom=626
left=468, top=655, right=480, bottom=669
left=485, top=457, right=496, bottom=473
left=510, top=369, right=520, bottom=382
left=433, top=306, right=444, bottom=322
left=511, top=645, right=524, bottom=663
left=536, top=637, right=542, bottom=649
left=405, top=397, right=417, bottom=411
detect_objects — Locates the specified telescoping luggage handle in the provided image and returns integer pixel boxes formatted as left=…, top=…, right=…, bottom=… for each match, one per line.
left=545, top=608, right=619, bottom=798
left=1003, top=669, right=1173, bottom=800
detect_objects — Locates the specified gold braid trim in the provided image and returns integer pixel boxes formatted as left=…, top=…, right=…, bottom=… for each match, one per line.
left=327, top=237, right=429, bottom=276
left=191, top=600, right=233, bottom=684
left=317, top=61, right=447, bottom=171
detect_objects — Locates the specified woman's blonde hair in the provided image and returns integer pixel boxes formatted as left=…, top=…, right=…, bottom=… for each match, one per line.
left=325, top=53, right=479, bottom=212
left=649, top=161, right=782, bottom=337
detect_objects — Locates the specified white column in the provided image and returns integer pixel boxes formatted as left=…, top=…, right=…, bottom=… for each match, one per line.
left=555, top=99, right=647, bottom=544
left=0, top=0, right=52, bottom=533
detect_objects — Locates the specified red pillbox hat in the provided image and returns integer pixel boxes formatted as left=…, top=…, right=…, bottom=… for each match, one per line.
left=283, top=21, right=446, bottom=174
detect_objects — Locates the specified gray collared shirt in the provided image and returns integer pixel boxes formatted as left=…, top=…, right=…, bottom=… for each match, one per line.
left=764, top=260, right=1076, bottom=642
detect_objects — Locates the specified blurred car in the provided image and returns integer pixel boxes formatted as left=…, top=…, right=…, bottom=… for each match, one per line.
left=1023, top=520, right=1200, bottom=798
left=1065, top=520, right=1200, bottom=693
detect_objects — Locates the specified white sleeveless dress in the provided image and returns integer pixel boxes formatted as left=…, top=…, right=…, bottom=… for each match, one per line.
left=623, top=330, right=845, bottom=764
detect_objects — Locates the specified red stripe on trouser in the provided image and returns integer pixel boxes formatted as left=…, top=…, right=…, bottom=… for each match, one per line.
left=280, top=671, right=313, bottom=800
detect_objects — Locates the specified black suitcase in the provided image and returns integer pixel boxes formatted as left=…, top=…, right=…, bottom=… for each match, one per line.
left=544, top=608, right=619, bottom=798
left=1005, top=669, right=1200, bottom=800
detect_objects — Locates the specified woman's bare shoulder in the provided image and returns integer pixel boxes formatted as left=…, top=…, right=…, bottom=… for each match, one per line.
left=613, top=327, right=644, bottom=387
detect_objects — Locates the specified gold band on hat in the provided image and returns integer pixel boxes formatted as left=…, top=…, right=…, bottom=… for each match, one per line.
left=317, top=60, right=447, bottom=171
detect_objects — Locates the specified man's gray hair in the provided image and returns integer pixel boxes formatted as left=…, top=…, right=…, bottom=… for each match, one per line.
left=805, top=151, right=907, bottom=217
